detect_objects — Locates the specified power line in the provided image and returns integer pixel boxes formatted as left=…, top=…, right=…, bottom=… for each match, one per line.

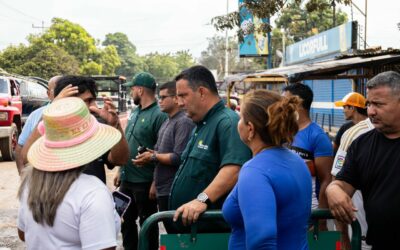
left=0, top=0, right=41, bottom=22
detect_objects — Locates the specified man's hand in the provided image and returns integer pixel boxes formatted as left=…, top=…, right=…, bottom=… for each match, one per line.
left=173, top=199, right=207, bottom=226
left=89, top=97, right=119, bottom=128
left=53, top=85, right=79, bottom=101
left=132, top=149, right=154, bottom=166
left=114, top=170, right=121, bottom=187
left=326, top=184, right=357, bottom=224
left=149, top=181, right=156, bottom=200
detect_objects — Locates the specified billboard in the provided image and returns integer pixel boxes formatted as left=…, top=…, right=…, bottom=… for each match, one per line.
left=285, top=21, right=358, bottom=65
left=239, top=0, right=269, bottom=57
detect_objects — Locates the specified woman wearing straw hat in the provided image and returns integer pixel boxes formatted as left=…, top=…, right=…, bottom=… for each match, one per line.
left=17, top=97, right=122, bottom=250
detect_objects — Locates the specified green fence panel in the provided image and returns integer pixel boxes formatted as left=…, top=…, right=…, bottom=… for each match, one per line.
left=160, top=233, right=230, bottom=250
left=138, top=209, right=361, bottom=250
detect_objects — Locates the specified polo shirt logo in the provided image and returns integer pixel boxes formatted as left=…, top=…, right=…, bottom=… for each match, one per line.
left=141, top=118, right=145, bottom=122
left=197, top=140, right=209, bottom=150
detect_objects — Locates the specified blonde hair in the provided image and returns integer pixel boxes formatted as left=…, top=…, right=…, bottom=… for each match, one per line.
left=241, top=89, right=300, bottom=146
left=18, top=165, right=84, bottom=226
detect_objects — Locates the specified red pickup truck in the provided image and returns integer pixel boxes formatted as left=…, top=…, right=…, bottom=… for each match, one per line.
left=0, top=76, right=22, bottom=160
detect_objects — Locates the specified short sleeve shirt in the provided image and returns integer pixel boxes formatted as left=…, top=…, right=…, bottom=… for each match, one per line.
left=336, top=130, right=400, bottom=246
left=18, top=174, right=120, bottom=250
left=121, top=102, right=168, bottom=183
left=18, top=106, right=47, bottom=146
left=169, top=101, right=252, bottom=209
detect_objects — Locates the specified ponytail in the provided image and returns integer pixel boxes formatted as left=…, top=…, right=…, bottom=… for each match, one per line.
left=267, top=96, right=300, bottom=145
left=241, top=90, right=300, bottom=147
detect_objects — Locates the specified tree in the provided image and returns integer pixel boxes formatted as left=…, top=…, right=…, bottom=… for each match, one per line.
left=0, top=42, right=79, bottom=79
left=271, top=0, right=348, bottom=66
left=37, top=18, right=97, bottom=63
left=97, top=45, right=121, bottom=75
left=80, top=61, right=102, bottom=75
left=143, top=52, right=179, bottom=83
left=212, top=0, right=351, bottom=42
left=174, top=50, right=196, bottom=71
left=103, top=32, right=145, bottom=78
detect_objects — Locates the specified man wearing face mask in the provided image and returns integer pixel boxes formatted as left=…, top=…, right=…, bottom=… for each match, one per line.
left=114, top=72, right=167, bottom=250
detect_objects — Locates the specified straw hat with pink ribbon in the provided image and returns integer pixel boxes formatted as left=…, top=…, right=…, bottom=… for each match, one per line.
left=28, top=97, right=121, bottom=172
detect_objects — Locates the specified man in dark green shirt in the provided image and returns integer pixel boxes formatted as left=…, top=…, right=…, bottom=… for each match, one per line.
left=170, top=65, right=251, bottom=226
left=114, top=72, right=167, bottom=250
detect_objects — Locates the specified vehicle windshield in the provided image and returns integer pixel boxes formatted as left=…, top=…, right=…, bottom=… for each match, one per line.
left=0, top=78, right=8, bottom=94
left=95, top=79, right=120, bottom=92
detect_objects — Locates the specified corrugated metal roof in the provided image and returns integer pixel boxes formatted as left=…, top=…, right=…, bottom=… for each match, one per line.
left=248, top=53, right=400, bottom=82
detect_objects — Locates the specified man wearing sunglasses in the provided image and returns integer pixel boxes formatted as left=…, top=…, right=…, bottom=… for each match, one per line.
left=134, top=81, right=194, bottom=212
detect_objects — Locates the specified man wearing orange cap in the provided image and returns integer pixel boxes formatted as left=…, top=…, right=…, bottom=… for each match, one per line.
left=333, top=92, right=368, bottom=153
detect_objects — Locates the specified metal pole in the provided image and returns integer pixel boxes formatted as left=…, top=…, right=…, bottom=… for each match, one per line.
left=224, top=0, right=229, bottom=78
left=364, top=0, right=367, bottom=49
left=282, top=29, right=285, bottom=67
left=332, top=0, right=336, bottom=27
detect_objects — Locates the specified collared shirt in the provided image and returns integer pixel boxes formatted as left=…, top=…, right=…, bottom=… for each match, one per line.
left=121, top=102, right=167, bottom=183
left=169, top=100, right=251, bottom=209
left=154, top=111, right=194, bottom=197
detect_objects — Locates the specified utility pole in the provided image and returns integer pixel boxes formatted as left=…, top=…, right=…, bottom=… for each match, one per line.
left=332, top=0, right=336, bottom=27
left=351, top=0, right=368, bottom=49
left=224, top=0, right=229, bottom=78
left=32, top=21, right=48, bottom=33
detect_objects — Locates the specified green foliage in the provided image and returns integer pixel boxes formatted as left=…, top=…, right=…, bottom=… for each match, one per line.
left=0, top=42, right=79, bottom=79
left=144, top=52, right=179, bottom=83
left=276, top=0, right=348, bottom=42
left=102, top=32, right=145, bottom=78
left=39, top=18, right=97, bottom=62
left=80, top=61, right=102, bottom=75
left=98, top=45, right=121, bottom=75
left=174, top=50, right=196, bottom=71
left=272, top=0, right=348, bottom=66
left=212, top=0, right=351, bottom=43
left=0, top=19, right=196, bottom=80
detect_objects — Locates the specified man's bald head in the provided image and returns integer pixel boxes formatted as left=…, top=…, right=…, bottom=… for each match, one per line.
left=47, top=75, right=62, bottom=101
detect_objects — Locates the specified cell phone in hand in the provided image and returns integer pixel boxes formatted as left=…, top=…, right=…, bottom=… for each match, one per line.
left=112, top=191, right=131, bottom=217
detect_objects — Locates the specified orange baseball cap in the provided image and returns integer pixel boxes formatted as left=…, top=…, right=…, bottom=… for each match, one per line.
left=334, top=92, right=366, bottom=108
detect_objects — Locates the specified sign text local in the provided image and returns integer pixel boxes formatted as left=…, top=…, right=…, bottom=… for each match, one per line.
left=299, top=35, right=328, bottom=58
left=285, top=21, right=357, bottom=65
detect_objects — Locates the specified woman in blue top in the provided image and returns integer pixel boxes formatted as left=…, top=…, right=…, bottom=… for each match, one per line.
left=222, top=90, right=312, bottom=250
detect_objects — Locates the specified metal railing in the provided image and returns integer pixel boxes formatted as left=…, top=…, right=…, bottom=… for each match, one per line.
left=138, top=209, right=362, bottom=250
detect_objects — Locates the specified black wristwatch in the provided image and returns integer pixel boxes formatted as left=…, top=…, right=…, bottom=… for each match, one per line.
left=196, top=192, right=211, bottom=206
left=150, top=153, right=158, bottom=163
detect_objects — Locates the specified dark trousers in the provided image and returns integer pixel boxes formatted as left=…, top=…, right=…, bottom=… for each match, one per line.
left=157, top=195, right=169, bottom=212
left=120, top=181, right=158, bottom=250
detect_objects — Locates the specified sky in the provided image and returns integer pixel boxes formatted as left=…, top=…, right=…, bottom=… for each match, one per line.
left=0, top=0, right=399, bottom=60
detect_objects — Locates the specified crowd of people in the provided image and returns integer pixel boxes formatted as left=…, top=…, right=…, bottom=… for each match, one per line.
left=14, top=67, right=400, bottom=250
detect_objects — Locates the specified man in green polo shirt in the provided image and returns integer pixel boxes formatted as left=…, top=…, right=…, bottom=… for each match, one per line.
left=170, top=65, right=251, bottom=227
left=114, top=72, right=167, bottom=250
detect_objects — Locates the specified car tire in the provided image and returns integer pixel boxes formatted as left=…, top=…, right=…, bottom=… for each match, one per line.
left=0, top=123, right=18, bottom=161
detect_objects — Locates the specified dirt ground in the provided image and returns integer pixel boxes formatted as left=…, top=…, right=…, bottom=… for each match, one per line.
left=0, top=160, right=123, bottom=249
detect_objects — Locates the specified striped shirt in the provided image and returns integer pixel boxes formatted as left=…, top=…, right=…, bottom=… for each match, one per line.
left=331, top=118, right=374, bottom=176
